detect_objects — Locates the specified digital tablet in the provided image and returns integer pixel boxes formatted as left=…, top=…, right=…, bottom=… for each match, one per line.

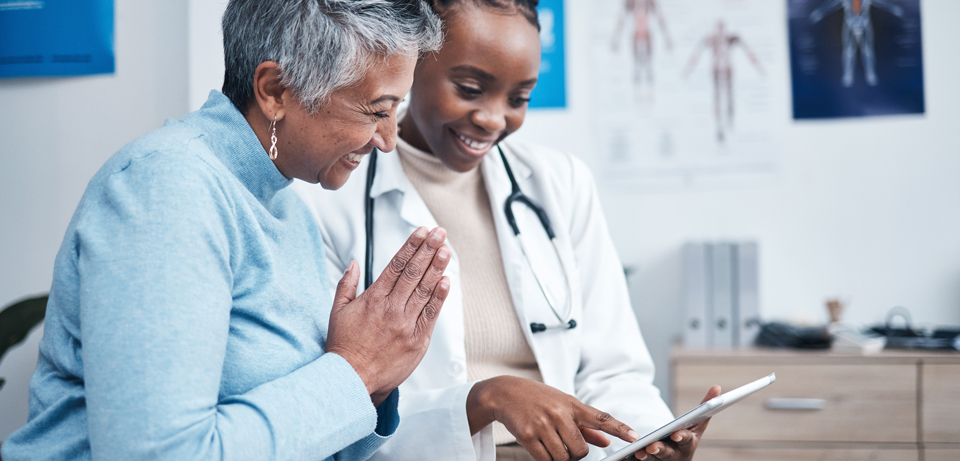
left=601, top=373, right=776, bottom=461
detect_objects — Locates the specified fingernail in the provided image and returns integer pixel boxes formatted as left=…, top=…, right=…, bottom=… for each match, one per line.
left=628, top=430, right=640, bottom=440
left=440, top=278, right=450, bottom=290
left=652, top=448, right=660, bottom=455
left=673, top=435, right=683, bottom=442
left=437, top=247, right=449, bottom=260
left=415, top=227, right=427, bottom=239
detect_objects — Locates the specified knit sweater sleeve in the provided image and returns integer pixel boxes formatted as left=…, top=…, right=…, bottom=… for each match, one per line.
left=74, top=152, right=395, bottom=461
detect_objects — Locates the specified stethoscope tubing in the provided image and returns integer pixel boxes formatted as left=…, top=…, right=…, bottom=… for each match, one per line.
left=363, top=144, right=576, bottom=333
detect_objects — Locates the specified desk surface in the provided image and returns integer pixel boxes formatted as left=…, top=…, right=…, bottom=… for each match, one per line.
left=672, top=346, right=960, bottom=365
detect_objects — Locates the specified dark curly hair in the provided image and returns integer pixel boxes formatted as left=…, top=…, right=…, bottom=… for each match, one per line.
left=430, top=0, right=539, bottom=30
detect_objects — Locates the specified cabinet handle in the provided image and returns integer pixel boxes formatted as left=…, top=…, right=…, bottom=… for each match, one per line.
left=764, top=398, right=826, bottom=411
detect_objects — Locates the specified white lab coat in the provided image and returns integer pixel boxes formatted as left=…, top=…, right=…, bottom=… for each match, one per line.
left=294, top=140, right=673, bottom=461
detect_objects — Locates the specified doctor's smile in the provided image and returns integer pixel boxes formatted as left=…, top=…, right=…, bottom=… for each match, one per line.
left=453, top=128, right=496, bottom=155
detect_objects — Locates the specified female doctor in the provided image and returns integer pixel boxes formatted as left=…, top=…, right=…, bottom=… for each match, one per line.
left=295, top=0, right=718, bottom=460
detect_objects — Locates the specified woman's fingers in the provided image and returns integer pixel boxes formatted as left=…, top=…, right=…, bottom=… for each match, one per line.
left=557, top=419, right=592, bottom=459
left=405, top=244, right=450, bottom=313
left=415, top=275, right=450, bottom=338
left=518, top=439, right=552, bottom=461
left=332, top=260, right=359, bottom=310
left=701, top=385, right=722, bottom=404
left=635, top=440, right=675, bottom=460
left=541, top=430, right=574, bottom=461
left=579, top=426, right=611, bottom=448
left=370, top=226, right=429, bottom=294
left=574, top=404, right=638, bottom=445
left=634, top=428, right=699, bottom=459
left=388, top=227, right=447, bottom=307
left=670, top=429, right=696, bottom=452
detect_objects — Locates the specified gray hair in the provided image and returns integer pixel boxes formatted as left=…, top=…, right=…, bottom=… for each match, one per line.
left=222, top=0, right=443, bottom=114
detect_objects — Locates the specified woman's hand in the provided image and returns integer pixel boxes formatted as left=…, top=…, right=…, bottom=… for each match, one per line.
left=467, top=376, right=641, bottom=461
left=633, top=385, right=721, bottom=460
left=326, top=227, right=451, bottom=406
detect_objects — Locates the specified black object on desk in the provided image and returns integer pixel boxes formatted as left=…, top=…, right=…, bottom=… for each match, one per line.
left=755, top=322, right=831, bottom=349
left=868, top=306, right=960, bottom=350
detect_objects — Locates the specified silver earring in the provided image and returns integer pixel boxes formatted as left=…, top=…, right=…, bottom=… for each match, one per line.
left=269, top=116, right=279, bottom=160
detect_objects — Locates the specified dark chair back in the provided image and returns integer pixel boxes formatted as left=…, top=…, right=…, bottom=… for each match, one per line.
left=0, top=294, right=48, bottom=391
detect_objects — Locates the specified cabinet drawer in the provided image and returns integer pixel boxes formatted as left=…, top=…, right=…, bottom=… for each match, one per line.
left=922, top=365, right=960, bottom=443
left=674, top=364, right=917, bottom=443
left=695, top=447, right=917, bottom=461
left=924, top=449, right=960, bottom=461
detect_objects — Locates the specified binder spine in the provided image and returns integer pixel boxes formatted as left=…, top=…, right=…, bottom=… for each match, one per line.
left=735, top=242, right=761, bottom=347
left=682, top=243, right=710, bottom=347
left=711, top=243, right=734, bottom=348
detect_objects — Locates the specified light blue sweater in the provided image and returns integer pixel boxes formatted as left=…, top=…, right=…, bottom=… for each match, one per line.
left=1, top=91, right=398, bottom=460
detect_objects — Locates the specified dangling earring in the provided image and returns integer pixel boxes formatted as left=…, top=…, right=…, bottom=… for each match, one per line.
left=269, top=115, right=279, bottom=160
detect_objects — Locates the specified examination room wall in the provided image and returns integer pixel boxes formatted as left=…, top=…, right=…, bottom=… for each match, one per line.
left=511, top=0, right=960, bottom=398
left=0, top=0, right=189, bottom=440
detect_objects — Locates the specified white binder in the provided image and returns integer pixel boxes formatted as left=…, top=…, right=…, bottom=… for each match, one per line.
left=734, top=242, right=761, bottom=347
left=711, top=243, right=734, bottom=347
left=681, top=243, right=710, bottom=348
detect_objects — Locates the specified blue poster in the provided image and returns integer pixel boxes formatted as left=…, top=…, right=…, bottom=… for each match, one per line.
left=0, top=0, right=114, bottom=78
left=530, top=0, right=566, bottom=109
left=788, top=0, right=924, bottom=119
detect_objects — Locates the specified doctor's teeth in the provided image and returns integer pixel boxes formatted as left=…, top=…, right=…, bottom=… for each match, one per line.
left=458, top=134, right=489, bottom=150
left=345, top=153, right=363, bottom=162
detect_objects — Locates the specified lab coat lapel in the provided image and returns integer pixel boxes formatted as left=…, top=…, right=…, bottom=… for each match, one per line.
left=369, top=149, right=438, bottom=231
left=483, top=145, right=572, bottom=390
left=373, top=148, right=468, bottom=389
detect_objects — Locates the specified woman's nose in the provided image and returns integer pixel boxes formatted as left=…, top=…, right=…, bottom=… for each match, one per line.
left=371, top=121, right=398, bottom=153
left=471, top=105, right=507, bottom=134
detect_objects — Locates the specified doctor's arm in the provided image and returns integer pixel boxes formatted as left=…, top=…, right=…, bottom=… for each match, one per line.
left=563, top=155, right=712, bottom=460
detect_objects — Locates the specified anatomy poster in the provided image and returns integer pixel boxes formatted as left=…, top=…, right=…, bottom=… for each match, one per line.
left=788, top=0, right=925, bottom=119
left=594, top=0, right=786, bottom=189
left=530, top=0, right=567, bottom=109
left=0, top=0, right=114, bottom=78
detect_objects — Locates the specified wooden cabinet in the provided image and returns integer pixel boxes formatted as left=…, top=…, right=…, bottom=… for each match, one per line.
left=672, top=348, right=960, bottom=460
left=695, top=447, right=916, bottom=461
left=922, top=364, right=960, bottom=443
left=924, top=449, right=960, bottom=461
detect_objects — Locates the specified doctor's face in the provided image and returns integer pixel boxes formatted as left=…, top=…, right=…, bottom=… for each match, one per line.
left=399, top=3, right=541, bottom=173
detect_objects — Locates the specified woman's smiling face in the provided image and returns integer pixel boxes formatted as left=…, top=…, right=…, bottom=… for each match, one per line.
left=399, top=2, right=541, bottom=172
left=275, top=51, right=416, bottom=189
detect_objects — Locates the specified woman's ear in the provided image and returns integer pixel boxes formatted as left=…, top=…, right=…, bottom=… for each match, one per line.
left=252, top=61, right=287, bottom=122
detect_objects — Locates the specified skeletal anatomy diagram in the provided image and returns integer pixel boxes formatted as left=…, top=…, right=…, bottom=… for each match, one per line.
left=809, top=0, right=904, bottom=87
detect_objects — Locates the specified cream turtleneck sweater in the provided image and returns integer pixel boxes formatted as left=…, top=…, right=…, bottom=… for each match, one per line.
left=395, top=136, right=543, bottom=445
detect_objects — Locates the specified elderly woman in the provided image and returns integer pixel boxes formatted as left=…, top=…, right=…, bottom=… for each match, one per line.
left=0, top=1, right=447, bottom=460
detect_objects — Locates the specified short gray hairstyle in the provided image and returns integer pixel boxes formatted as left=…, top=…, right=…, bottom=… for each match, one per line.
left=222, top=0, right=442, bottom=114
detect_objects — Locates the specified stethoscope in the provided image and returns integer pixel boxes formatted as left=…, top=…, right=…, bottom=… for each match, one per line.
left=363, top=145, right=577, bottom=334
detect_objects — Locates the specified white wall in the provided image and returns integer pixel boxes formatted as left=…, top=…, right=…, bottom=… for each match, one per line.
left=511, top=0, right=960, bottom=400
left=0, top=0, right=189, bottom=441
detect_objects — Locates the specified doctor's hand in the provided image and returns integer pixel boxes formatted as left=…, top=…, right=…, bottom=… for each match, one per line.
left=633, top=385, right=721, bottom=460
left=467, top=376, right=640, bottom=461
left=326, top=227, right=451, bottom=407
